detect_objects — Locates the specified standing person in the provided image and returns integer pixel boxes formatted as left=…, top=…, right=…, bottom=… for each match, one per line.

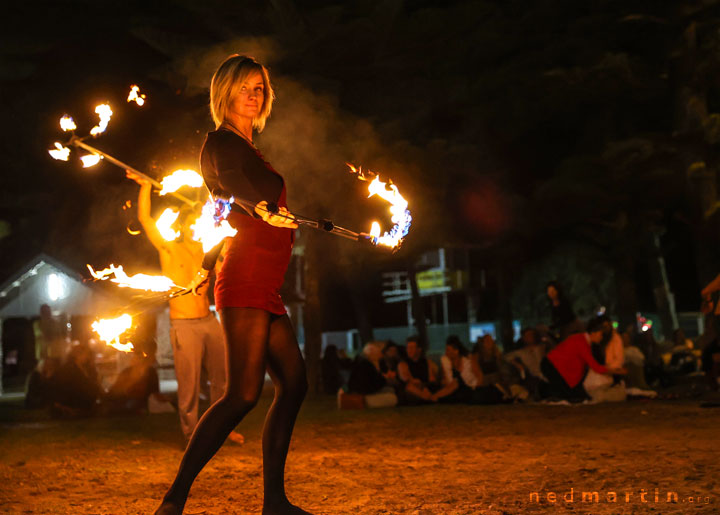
left=155, top=55, right=310, bottom=515
left=33, top=304, right=66, bottom=360
left=126, top=172, right=241, bottom=444
left=546, top=281, right=582, bottom=340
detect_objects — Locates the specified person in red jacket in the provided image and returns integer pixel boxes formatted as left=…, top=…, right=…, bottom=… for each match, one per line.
left=541, top=317, right=626, bottom=402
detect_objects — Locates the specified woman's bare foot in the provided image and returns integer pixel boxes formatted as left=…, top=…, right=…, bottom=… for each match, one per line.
left=263, top=497, right=313, bottom=514
left=154, top=498, right=184, bottom=515
left=227, top=431, right=245, bottom=445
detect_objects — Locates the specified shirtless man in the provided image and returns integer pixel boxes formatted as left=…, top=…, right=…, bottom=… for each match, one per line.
left=128, top=171, right=242, bottom=444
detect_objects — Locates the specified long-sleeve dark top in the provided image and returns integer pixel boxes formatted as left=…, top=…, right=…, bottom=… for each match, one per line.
left=551, top=299, right=576, bottom=329
left=200, top=128, right=284, bottom=217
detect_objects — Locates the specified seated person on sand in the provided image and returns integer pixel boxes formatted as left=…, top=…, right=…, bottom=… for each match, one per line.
left=25, top=357, right=61, bottom=409
left=583, top=315, right=627, bottom=403
left=702, top=335, right=720, bottom=392
left=471, top=334, right=513, bottom=400
left=668, top=328, right=700, bottom=375
left=347, top=342, right=397, bottom=407
left=700, top=283, right=720, bottom=391
left=505, top=328, right=546, bottom=401
left=433, top=336, right=488, bottom=404
left=348, top=342, right=391, bottom=395
left=380, top=341, right=402, bottom=387
left=321, top=344, right=352, bottom=394
left=397, top=335, right=439, bottom=403
left=540, top=316, right=626, bottom=403
left=104, top=351, right=162, bottom=414
left=51, top=343, right=102, bottom=417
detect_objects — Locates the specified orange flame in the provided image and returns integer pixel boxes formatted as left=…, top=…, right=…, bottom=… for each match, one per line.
left=159, top=169, right=204, bottom=196
left=60, top=115, right=77, bottom=132
left=190, top=198, right=238, bottom=252
left=80, top=153, right=103, bottom=168
left=156, top=208, right=180, bottom=241
left=348, top=164, right=411, bottom=248
left=89, top=103, right=113, bottom=136
left=48, top=142, right=71, bottom=161
left=91, top=314, right=134, bottom=352
left=87, top=264, right=178, bottom=292
left=127, top=85, right=146, bottom=106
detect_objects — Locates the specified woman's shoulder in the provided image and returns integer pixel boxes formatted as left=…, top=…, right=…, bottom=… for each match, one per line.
left=204, top=128, right=253, bottom=152
left=203, top=129, right=259, bottom=168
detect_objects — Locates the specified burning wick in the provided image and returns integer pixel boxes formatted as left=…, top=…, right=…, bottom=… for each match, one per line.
left=48, top=142, right=71, bottom=161
left=81, top=153, right=103, bottom=168
left=89, top=103, right=113, bottom=136
left=159, top=169, right=204, bottom=195
left=190, top=198, right=238, bottom=252
left=60, top=115, right=77, bottom=132
left=92, top=314, right=134, bottom=352
left=127, top=85, right=146, bottom=106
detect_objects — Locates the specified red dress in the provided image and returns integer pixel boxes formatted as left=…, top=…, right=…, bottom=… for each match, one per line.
left=200, top=129, right=294, bottom=314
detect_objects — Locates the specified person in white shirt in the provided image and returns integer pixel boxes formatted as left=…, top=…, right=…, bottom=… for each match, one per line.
left=431, top=336, right=477, bottom=403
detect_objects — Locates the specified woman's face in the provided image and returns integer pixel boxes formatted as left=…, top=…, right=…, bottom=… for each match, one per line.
left=229, top=70, right=265, bottom=122
left=482, top=335, right=494, bottom=352
left=547, top=285, right=558, bottom=300
left=445, top=344, right=460, bottom=360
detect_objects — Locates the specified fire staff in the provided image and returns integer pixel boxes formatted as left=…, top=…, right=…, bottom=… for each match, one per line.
left=155, top=55, right=312, bottom=515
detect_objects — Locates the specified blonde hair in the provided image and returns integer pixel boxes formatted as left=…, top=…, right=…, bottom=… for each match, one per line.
left=210, top=55, right=275, bottom=132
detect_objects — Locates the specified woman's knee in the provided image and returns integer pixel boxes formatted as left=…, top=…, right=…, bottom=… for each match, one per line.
left=275, top=372, right=308, bottom=402
left=220, top=388, right=262, bottom=413
left=296, top=375, right=309, bottom=400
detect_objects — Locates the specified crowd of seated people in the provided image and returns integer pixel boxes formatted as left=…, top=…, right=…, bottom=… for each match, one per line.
left=326, top=308, right=708, bottom=408
left=25, top=340, right=167, bottom=418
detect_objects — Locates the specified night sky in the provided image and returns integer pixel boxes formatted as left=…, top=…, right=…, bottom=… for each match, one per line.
left=2, top=0, right=719, bottom=332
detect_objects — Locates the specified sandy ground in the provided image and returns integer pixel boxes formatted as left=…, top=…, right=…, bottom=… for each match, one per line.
left=1, top=395, right=719, bottom=515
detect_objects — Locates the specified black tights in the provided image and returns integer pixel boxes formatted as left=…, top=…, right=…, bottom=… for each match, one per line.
left=160, top=308, right=308, bottom=513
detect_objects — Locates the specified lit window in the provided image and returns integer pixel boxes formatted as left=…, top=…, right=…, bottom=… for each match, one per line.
left=47, top=273, right=66, bottom=301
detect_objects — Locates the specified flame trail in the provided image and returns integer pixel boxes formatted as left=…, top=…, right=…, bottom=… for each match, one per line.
left=87, top=264, right=178, bottom=292
left=347, top=164, right=412, bottom=249
left=48, top=142, right=71, bottom=161
left=159, top=169, right=204, bottom=196
left=91, top=314, right=134, bottom=352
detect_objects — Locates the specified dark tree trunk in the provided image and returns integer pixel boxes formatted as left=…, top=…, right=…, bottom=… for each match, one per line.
left=648, top=232, right=678, bottom=339
left=407, top=260, right=428, bottom=349
left=303, top=233, right=323, bottom=396
left=613, top=254, right=639, bottom=332
left=497, top=266, right=515, bottom=351
left=676, top=21, right=720, bottom=286
left=347, top=277, right=374, bottom=346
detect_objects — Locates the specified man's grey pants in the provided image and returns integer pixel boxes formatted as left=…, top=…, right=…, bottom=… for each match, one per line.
left=170, top=314, right=227, bottom=439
